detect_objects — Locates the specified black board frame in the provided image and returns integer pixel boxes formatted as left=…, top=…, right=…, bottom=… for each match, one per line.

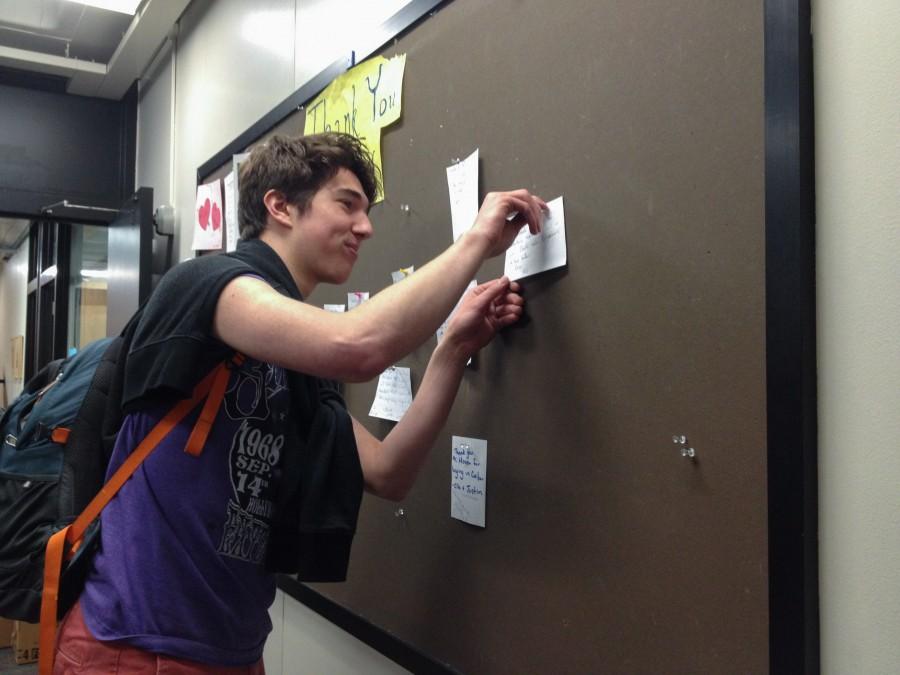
left=200, top=1, right=818, bottom=672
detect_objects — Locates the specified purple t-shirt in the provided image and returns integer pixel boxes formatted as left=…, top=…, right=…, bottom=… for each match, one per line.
left=80, top=355, right=293, bottom=666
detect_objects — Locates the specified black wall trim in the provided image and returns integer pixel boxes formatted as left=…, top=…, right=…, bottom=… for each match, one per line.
left=277, top=576, right=459, bottom=675
left=197, top=0, right=446, bottom=182
left=765, top=1, right=819, bottom=673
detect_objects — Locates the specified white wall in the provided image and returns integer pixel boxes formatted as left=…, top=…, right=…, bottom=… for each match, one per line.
left=137, top=41, right=175, bottom=210
left=813, top=1, right=900, bottom=673
left=264, top=590, right=410, bottom=675
left=171, top=0, right=296, bottom=261
left=0, top=245, right=29, bottom=404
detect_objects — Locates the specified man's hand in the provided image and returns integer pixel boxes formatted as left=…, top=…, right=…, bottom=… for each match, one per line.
left=469, top=190, right=548, bottom=258
left=442, top=277, right=525, bottom=359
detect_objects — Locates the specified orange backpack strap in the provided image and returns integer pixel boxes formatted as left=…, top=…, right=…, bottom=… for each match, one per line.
left=50, top=427, right=71, bottom=444
left=38, top=353, right=240, bottom=675
left=184, top=353, right=244, bottom=457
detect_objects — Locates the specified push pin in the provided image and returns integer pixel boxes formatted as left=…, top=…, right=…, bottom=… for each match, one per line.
left=672, top=434, right=696, bottom=460
left=394, top=507, right=406, bottom=518
left=400, top=203, right=410, bottom=213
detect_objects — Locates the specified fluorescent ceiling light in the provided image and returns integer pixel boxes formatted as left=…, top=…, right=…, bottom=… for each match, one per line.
left=62, top=0, right=143, bottom=15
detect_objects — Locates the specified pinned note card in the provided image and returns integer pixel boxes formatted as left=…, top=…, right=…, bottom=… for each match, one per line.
left=447, top=149, right=479, bottom=242
left=347, top=291, right=369, bottom=309
left=369, top=366, right=413, bottom=422
left=503, top=196, right=567, bottom=281
left=223, top=171, right=239, bottom=252
left=391, top=266, right=415, bottom=284
left=192, top=180, right=224, bottom=251
left=324, top=304, right=345, bottom=313
left=451, top=436, right=487, bottom=528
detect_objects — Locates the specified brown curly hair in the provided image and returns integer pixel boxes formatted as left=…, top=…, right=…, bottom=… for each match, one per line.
left=238, top=133, right=380, bottom=240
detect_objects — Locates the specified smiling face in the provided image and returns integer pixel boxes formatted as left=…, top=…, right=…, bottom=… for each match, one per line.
left=287, top=168, right=373, bottom=293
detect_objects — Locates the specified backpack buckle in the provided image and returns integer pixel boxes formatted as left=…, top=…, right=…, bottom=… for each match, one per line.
left=4, top=433, right=16, bottom=448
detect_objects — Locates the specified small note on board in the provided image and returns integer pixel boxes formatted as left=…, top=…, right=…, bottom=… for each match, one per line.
left=451, top=436, right=487, bottom=528
left=223, top=171, right=238, bottom=252
left=324, top=304, right=345, bottom=313
left=369, top=366, right=412, bottom=422
left=347, top=291, right=370, bottom=309
left=192, top=179, right=224, bottom=251
left=446, top=149, right=479, bottom=242
left=391, top=265, right=415, bottom=284
left=503, top=196, right=567, bottom=281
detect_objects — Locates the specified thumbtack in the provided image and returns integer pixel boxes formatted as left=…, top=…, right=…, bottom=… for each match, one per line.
left=400, top=203, right=410, bottom=213
left=394, top=507, right=406, bottom=518
left=681, top=447, right=696, bottom=459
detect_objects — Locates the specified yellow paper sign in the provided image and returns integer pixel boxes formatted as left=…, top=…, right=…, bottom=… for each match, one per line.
left=304, top=54, right=407, bottom=202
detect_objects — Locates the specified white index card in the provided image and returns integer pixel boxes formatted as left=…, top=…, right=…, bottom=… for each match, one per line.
left=323, top=304, right=345, bottom=313
left=503, top=196, right=567, bottom=281
left=446, top=149, right=479, bottom=242
left=192, top=180, right=224, bottom=251
left=451, top=436, right=487, bottom=528
left=223, top=171, right=238, bottom=252
left=347, top=291, right=370, bottom=309
left=391, top=265, right=415, bottom=284
left=368, top=366, right=412, bottom=422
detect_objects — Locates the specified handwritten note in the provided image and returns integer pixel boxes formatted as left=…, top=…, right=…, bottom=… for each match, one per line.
left=503, top=196, right=567, bottom=281
left=192, top=180, right=224, bottom=251
left=369, top=366, right=412, bottom=422
left=451, top=436, right=487, bottom=528
left=446, top=149, right=479, bottom=242
left=324, top=304, right=345, bottom=313
left=391, top=265, right=415, bottom=284
left=223, top=171, right=238, bottom=252
left=347, top=291, right=369, bottom=309
left=304, top=54, right=406, bottom=202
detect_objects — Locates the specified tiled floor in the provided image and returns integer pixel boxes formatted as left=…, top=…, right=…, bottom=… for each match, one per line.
left=0, top=648, right=37, bottom=675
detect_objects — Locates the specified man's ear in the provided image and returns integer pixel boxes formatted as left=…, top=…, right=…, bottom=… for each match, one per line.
left=263, top=189, right=293, bottom=229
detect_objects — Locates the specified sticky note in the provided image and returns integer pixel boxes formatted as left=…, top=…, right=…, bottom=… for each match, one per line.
left=347, top=291, right=369, bottom=309
left=391, top=266, right=415, bottom=284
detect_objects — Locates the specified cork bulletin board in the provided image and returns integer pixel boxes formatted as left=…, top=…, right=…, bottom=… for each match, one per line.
left=199, top=1, right=817, bottom=672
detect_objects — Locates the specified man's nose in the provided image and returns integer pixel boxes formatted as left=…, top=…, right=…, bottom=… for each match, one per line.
left=354, top=214, right=374, bottom=239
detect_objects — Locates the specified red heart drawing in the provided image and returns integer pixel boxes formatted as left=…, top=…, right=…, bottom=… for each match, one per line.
left=198, top=198, right=211, bottom=230
left=211, top=202, right=222, bottom=231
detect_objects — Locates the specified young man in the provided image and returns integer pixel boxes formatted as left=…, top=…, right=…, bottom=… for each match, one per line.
left=53, top=133, right=546, bottom=673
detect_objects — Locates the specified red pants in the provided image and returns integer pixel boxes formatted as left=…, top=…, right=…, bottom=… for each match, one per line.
left=54, top=602, right=265, bottom=674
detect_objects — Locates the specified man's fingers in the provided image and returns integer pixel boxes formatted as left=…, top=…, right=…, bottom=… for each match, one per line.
left=494, top=309, right=523, bottom=328
left=468, top=277, right=511, bottom=312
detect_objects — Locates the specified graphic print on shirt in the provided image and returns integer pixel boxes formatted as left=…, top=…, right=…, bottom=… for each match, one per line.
left=217, top=361, right=288, bottom=564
